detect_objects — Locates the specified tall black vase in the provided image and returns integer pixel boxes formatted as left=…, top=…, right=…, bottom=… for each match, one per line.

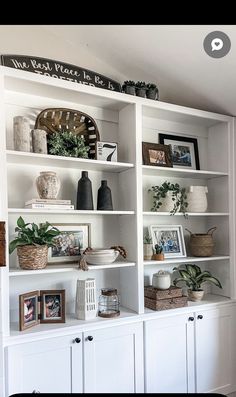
left=97, top=180, right=113, bottom=210
left=76, top=171, right=94, bottom=210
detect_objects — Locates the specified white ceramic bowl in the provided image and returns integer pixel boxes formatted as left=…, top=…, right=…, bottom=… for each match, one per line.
left=85, top=250, right=119, bottom=265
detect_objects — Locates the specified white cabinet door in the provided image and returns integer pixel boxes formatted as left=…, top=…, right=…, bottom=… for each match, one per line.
left=6, top=333, right=83, bottom=395
left=195, top=305, right=236, bottom=394
left=144, top=313, right=195, bottom=393
left=83, top=322, right=143, bottom=393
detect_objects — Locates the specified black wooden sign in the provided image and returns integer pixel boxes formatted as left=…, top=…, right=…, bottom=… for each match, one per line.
left=0, top=55, right=121, bottom=92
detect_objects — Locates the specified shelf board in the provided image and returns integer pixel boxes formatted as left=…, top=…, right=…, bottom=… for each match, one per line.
left=9, top=261, right=136, bottom=276
left=144, top=255, right=230, bottom=266
left=142, top=165, right=228, bottom=179
left=8, top=208, right=135, bottom=215
left=143, top=211, right=229, bottom=217
left=6, top=150, right=134, bottom=173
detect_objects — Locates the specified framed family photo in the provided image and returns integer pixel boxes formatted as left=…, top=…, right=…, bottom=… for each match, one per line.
left=48, top=223, right=91, bottom=264
left=159, top=133, right=200, bottom=170
left=149, top=224, right=186, bottom=258
left=19, top=289, right=65, bottom=330
left=142, top=142, right=172, bottom=167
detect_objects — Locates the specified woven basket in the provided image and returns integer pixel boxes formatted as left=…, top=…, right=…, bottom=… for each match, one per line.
left=35, top=108, right=100, bottom=159
left=186, top=227, right=216, bottom=257
left=144, top=296, right=188, bottom=311
left=17, top=245, right=48, bottom=270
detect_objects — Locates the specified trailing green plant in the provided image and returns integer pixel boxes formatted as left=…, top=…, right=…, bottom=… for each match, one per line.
left=47, top=130, right=90, bottom=158
left=143, top=233, right=152, bottom=244
left=147, top=83, right=157, bottom=90
left=148, top=181, right=188, bottom=216
left=9, top=216, right=61, bottom=254
left=122, top=80, right=135, bottom=90
left=173, top=264, right=222, bottom=291
left=154, top=244, right=163, bottom=254
left=135, top=81, right=147, bottom=89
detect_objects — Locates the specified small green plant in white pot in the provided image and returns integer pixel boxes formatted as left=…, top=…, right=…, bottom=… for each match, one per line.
left=173, top=264, right=222, bottom=301
left=143, top=233, right=153, bottom=260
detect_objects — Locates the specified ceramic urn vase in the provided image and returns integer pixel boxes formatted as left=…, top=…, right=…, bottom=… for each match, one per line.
left=36, top=171, right=61, bottom=199
left=187, top=186, right=208, bottom=212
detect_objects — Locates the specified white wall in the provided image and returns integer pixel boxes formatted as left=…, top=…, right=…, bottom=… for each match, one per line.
left=0, top=25, right=126, bottom=84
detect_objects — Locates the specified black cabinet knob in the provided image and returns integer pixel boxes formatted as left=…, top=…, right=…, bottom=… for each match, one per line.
left=87, top=335, right=93, bottom=341
left=74, top=337, right=81, bottom=343
left=197, top=315, right=203, bottom=320
left=188, top=316, right=194, bottom=321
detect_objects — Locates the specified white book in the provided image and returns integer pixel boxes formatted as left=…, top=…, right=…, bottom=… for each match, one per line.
left=25, top=198, right=71, bottom=205
left=25, top=204, right=74, bottom=210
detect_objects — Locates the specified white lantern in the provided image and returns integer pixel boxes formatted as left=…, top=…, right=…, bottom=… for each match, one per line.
left=75, top=278, right=97, bottom=320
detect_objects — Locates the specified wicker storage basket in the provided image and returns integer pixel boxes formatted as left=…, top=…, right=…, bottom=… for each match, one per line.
left=144, top=296, right=188, bottom=311
left=144, top=285, right=183, bottom=300
left=186, top=227, right=217, bottom=257
left=17, top=245, right=48, bottom=270
left=35, top=108, right=100, bottom=159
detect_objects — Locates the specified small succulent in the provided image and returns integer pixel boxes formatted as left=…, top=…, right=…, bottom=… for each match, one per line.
left=147, top=83, right=157, bottom=90
left=122, top=80, right=135, bottom=89
left=154, top=244, right=163, bottom=254
left=135, top=81, right=147, bottom=89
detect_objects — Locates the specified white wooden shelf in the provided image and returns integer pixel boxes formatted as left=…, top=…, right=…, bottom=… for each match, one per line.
left=9, top=261, right=136, bottom=276
left=142, top=165, right=228, bottom=179
left=8, top=209, right=135, bottom=215
left=7, top=150, right=134, bottom=173
left=144, top=255, right=230, bottom=266
left=143, top=211, right=229, bottom=217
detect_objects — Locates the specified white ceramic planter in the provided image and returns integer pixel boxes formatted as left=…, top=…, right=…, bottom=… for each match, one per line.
left=143, top=244, right=153, bottom=260
left=188, top=289, right=204, bottom=302
left=187, top=186, right=208, bottom=212
left=157, top=191, right=180, bottom=213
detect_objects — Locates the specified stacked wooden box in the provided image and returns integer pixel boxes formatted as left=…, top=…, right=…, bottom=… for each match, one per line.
left=144, top=285, right=188, bottom=311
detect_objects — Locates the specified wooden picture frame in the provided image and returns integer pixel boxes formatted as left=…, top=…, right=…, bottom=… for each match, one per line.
left=19, top=290, right=40, bottom=331
left=159, top=133, right=200, bottom=170
left=47, top=223, right=91, bottom=264
left=40, top=290, right=65, bottom=324
left=149, top=224, right=186, bottom=259
left=142, top=142, right=173, bottom=167
left=19, top=289, right=65, bottom=331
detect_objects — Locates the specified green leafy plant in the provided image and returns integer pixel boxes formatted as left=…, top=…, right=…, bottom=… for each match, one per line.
left=147, top=83, right=157, bottom=90
left=148, top=181, right=188, bottom=216
left=143, top=233, right=152, bottom=244
left=173, top=264, right=222, bottom=291
left=135, top=81, right=147, bottom=89
left=154, top=244, right=163, bottom=254
left=47, top=130, right=90, bottom=158
left=122, top=80, right=135, bottom=90
left=9, top=216, right=61, bottom=254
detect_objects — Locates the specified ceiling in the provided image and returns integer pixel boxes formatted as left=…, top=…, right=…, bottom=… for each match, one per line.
left=44, top=25, right=236, bottom=116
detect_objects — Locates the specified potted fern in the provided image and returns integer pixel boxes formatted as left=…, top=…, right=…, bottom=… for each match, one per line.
left=148, top=181, right=188, bottom=216
left=122, top=80, right=136, bottom=95
left=9, top=216, right=61, bottom=270
left=173, top=264, right=222, bottom=301
left=143, top=233, right=153, bottom=260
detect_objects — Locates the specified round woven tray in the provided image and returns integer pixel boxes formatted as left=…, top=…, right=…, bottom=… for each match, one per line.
left=17, top=245, right=48, bottom=270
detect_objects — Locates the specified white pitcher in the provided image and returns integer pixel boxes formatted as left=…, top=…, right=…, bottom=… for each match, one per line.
left=187, top=186, right=208, bottom=213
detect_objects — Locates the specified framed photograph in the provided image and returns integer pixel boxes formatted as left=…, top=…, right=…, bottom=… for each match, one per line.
left=142, top=142, right=173, bottom=167
left=159, top=133, right=200, bottom=170
left=149, top=224, right=186, bottom=258
left=40, top=290, right=65, bottom=323
left=47, top=223, right=91, bottom=264
left=96, top=141, right=118, bottom=162
left=19, top=290, right=40, bottom=331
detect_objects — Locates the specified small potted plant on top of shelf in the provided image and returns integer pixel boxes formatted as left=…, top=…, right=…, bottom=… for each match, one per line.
left=122, top=80, right=136, bottom=95
left=143, top=233, right=153, bottom=260
left=135, top=81, right=147, bottom=97
left=9, top=216, right=61, bottom=270
left=146, top=83, right=159, bottom=100
left=173, top=264, right=222, bottom=301
left=152, top=244, right=164, bottom=261
left=148, top=181, right=188, bottom=217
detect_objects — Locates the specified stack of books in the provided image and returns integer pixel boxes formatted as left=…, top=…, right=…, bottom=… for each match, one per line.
left=25, top=198, right=74, bottom=210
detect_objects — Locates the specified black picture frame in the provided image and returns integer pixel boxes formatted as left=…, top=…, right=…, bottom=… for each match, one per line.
left=159, top=134, right=200, bottom=170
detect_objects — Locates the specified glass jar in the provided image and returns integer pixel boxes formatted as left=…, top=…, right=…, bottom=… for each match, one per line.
left=98, top=288, right=120, bottom=318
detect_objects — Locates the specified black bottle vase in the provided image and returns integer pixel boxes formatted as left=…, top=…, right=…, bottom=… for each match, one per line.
left=97, top=180, right=113, bottom=210
left=76, top=171, right=94, bottom=210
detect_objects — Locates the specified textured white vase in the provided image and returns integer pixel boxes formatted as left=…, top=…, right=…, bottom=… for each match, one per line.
left=187, top=186, right=208, bottom=213
left=143, top=244, right=153, bottom=260
left=157, top=191, right=180, bottom=213
left=36, top=171, right=61, bottom=199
